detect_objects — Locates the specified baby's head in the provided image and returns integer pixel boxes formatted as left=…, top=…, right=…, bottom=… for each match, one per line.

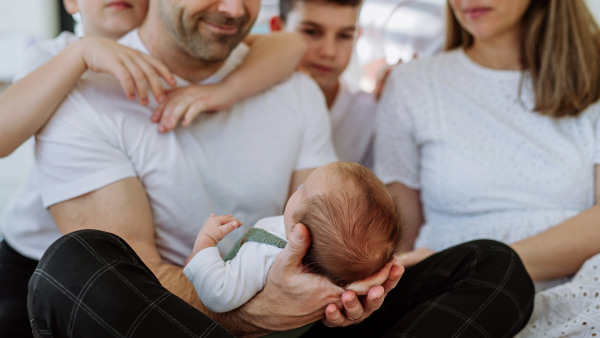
left=283, top=162, right=401, bottom=287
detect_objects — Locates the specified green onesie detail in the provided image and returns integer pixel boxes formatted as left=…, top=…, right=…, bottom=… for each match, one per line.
left=224, top=228, right=287, bottom=261
left=224, top=228, right=314, bottom=338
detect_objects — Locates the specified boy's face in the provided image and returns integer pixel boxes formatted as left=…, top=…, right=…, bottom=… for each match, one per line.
left=64, top=0, right=149, bottom=38
left=272, top=2, right=360, bottom=91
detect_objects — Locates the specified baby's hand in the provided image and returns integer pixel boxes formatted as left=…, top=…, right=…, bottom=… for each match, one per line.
left=152, top=83, right=237, bottom=133
left=186, top=214, right=242, bottom=265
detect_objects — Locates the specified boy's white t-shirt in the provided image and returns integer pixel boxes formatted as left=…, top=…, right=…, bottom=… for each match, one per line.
left=184, top=215, right=286, bottom=313
left=329, top=78, right=378, bottom=169
left=0, top=30, right=338, bottom=264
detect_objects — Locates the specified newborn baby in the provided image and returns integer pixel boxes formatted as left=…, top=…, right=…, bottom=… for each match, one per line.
left=183, top=161, right=401, bottom=315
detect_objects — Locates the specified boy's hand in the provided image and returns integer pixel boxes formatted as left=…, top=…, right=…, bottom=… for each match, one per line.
left=185, top=214, right=242, bottom=265
left=80, top=37, right=177, bottom=106
left=151, top=84, right=237, bottom=133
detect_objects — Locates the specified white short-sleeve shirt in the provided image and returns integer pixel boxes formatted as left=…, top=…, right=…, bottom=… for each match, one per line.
left=375, top=49, right=600, bottom=255
left=330, top=78, right=378, bottom=169
left=1, top=30, right=337, bottom=263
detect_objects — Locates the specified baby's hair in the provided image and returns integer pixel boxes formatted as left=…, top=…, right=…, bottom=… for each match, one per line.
left=293, top=162, right=401, bottom=287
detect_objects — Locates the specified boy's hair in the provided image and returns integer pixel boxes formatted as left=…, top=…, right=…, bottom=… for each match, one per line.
left=292, top=162, right=401, bottom=287
left=279, top=0, right=363, bottom=22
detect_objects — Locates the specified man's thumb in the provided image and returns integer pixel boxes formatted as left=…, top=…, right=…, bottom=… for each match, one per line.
left=281, top=223, right=311, bottom=268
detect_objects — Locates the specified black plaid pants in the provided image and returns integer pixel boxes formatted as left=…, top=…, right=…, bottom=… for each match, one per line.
left=24, top=230, right=534, bottom=337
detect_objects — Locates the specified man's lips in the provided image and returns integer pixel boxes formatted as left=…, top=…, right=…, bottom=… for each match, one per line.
left=464, top=7, right=492, bottom=20
left=201, top=20, right=239, bottom=35
left=106, top=1, right=133, bottom=10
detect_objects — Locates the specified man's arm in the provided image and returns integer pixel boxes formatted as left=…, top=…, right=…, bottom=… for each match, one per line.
left=49, top=177, right=207, bottom=311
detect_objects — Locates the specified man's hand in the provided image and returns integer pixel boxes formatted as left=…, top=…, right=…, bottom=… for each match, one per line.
left=323, top=259, right=404, bottom=327
left=229, top=223, right=404, bottom=337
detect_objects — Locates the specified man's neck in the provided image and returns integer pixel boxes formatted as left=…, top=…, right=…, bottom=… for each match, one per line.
left=138, top=22, right=226, bottom=84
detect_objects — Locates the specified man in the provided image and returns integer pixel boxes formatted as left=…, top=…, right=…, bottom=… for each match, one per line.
left=19, top=0, right=534, bottom=337
left=271, top=0, right=378, bottom=168
left=2, top=0, right=395, bottom=335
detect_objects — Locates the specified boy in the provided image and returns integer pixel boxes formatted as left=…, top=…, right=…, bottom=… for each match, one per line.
left=270, top=0, right=378, bottom=168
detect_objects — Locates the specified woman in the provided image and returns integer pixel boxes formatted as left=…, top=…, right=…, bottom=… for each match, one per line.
left=375, top=0, right=600, bottom=335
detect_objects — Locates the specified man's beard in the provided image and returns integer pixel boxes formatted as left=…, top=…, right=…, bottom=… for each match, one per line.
left=160, top=2, right=254, bottom=63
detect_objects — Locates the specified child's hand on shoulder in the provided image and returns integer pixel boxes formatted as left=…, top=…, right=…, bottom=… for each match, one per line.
left=79, top=36, right=177, bottom=106
left=185, top=214, right=242, bottom=266
left=151, top=83, right=238, bottom=133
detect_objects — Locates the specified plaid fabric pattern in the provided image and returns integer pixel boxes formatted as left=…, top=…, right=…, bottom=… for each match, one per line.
left=27, top=230, right=534, bottom=338
left=27, top=230, right=234, bottom=338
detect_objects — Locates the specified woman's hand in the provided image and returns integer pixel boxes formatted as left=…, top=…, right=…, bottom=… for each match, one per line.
left=151, top=83, right=237, bottom=133
left=80, top=37, right=177, bottom=106
left=396, top=247, right=435, bottom=268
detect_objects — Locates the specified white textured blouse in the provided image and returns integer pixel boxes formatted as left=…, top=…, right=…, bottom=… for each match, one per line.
left=375, top=49, right=600, bottom=254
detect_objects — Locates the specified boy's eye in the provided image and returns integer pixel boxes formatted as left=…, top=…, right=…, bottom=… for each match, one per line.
left=339, top=33, right=354, bottom=40
left=302, top=29, right=319, bottom=36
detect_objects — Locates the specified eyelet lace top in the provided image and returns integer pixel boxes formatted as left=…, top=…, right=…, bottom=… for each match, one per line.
left=375, top=49, right=600, bottom=336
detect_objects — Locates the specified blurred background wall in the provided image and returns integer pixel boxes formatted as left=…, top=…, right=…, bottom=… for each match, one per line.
left=0, top=0, right=599, bottom=216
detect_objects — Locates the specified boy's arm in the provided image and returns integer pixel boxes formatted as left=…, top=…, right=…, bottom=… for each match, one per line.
left=154, top=32, right=308, bottom=131
left=0, top=37, right=175, bottom=158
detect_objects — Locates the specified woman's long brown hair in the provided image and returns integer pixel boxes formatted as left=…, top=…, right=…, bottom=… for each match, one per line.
left=445, top=0, right=600, bottom=118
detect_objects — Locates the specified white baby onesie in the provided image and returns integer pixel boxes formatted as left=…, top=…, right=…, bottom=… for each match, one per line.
left=183, top=215, right=287, bottom=313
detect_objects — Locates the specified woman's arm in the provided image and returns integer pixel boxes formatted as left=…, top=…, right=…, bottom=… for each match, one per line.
left=387, top=182, right=424, bottom=252
left=153, top=32, right=308, bottom=132
left=511, top=165, right=600, bottom=281
left=0, top=37, right=175, bottom=158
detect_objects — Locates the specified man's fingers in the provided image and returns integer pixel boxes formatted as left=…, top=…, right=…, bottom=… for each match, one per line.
left=345, top=257, right=395, bottom=295
left=341, top=291, right=363, bottom=322
left=278, top=223, right=311, bottom=271
left=362, top=285, right=385, bottom=315
left=382, top=264, right=404, bottom=296
left=322, top=304, right=345, bottom=327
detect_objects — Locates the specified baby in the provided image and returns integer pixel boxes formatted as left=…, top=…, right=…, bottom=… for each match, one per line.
left=183, top=161, right=401, bottom=315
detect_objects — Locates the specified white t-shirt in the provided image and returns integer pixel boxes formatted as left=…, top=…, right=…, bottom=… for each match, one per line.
left=330, top=78, right=377, bottom=169
left=375, top=49, right=600, bottom=256
left=184, top=215, right=286, bottom=313
left=1, top=30, right=337, bottom=264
